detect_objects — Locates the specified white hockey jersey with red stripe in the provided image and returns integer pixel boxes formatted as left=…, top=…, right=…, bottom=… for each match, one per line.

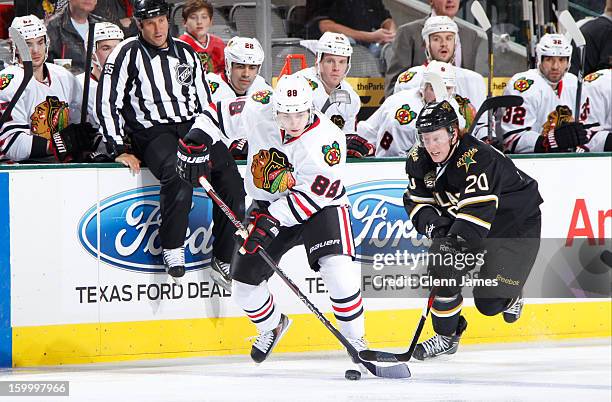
left=293, top=67, right=361, bottom=134
left=579, top=68, right=611, bottom=152
left=76, top=72, right=99, bottom=128
left=0, top=63, right=82, bottom=161
left=192, top=89, right=349, bottom=227
left=501, top=68, right=578, bottom=153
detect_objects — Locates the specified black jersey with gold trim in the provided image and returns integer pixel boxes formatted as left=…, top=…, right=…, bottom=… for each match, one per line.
left=404, top=135, right=543, bottom=239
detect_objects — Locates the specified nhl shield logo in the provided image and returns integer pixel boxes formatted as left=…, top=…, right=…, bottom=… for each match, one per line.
left=175, top=63, right=193, bottom=86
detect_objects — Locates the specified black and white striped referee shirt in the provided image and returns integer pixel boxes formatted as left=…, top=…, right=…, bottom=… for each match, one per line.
left=97, top=35, right=219, bottom=154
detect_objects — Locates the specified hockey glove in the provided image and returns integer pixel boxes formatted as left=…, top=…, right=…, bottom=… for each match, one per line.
left=50, top=122, right=98, bottom=162
left=176, top=129, right=213, bottom=187
left=241, top=209, right=280, bottom=254
left=425, top=216, right=453, bottom=239
left=535, top=122, right=588, bottom=152
left=346, top=134, right=375, bottom=158
left=229, top=138, right=249, bottom=160
left=427, top=236, right=480, bottom=280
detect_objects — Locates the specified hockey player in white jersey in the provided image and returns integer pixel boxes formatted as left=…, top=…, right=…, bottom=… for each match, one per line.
left=0, top=15, right=90, bottom=163
left=578, top=68, right=612, bottom=152
left=501, top=34, right=588, bottom=153
left=393, top=16, right=484, bottom=130
left=176, top=74, right=365, bottom=368
left=357, top=61, right=467, bottom=157
left=294, top=32, right=361, bottom=134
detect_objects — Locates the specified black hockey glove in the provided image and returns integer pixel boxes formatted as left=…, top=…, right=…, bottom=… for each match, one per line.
left=50, top=122, right=98, bottom=162
left=425, top=216, right=453, bottom=239
left=229, top=138, right=248, bottom=160
left=346, top=134, right=374, bottom=158
left=427, top=236, right=481, bottom=280
left=535, top=122, right=588, bottom=152
left=176, top=128, right=213, bottom=187
left=241, top=209, right=280, bottom=254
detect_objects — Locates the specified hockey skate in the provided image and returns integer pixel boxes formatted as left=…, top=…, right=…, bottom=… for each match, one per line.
left=210, top=257, right=232, bottom=292
left=347, top=337, right=369, bottom=375
left=413, top=316, right=467, bottom=360
left=250, top=314, right=292, bottom=363
left=162, top=246, right=185, bottom=279
left=503, top=294, right=524, bottom=323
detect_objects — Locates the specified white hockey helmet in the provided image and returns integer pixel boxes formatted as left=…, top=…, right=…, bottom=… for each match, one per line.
left=535, top=33, right=572, bottom=69
left=273, top=74, right=314, bottom=128
left=224, top=36, right=265, bottom=78
left=92, top=22, right=124, bottom=69
left=9, top=15, right=49, bottom=64
left=421, top=16, right=458, bottom=61
left=423, top=60, right=456, bottom=88
left=315, top=31, right=353, bottom=78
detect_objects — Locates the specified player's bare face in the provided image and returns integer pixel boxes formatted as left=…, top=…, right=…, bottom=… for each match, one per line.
left=95, top=39, right=121, bottom=67
left=185, top=9, right=212, bottom=40
left=277, top=111, right=310, bottom=137
left=430, top=0, right=460, bottom=16
left=318, top=54, right=349, bottom=89
left=429, top=32, right=455, bottom=63
left=422, top=83, right=454, bottom=103
left=139, top=16, right=169, bottom=48
left=72, top=0, right=97, bottom=13
left=230, top=63, right=259, bottom=94
left=539, top=56, right=569, bottom=83
left=421, top=127, right=454, bottom=163
left=24, top=36, right=46, bottom=69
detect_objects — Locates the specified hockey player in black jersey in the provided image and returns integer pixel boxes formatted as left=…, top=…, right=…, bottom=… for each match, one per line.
left=404, top=100, right=543, bottom=360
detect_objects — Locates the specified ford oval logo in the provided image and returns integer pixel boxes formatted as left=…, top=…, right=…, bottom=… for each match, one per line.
left=78, top=186, right=213, bottom=273
left=347, top=180, right=429, bottom=262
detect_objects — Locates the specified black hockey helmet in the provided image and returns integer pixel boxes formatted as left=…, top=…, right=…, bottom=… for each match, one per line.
left=133, top=0, right=170, bottom=21
left=416, top=100, right=459, bottom=134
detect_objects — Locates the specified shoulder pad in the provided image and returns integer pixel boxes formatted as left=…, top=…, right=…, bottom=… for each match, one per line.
left=584, top=72, right=603, bottom=82
left=452, top=136, right=493, bottom=175
left=251, top=89, right=272, bottom=104
left=512, top=76, right=535, bottom=93
left=0, top=73, right=15, bottom=90
left=405, top=145, right=434, bottom=178
left=397, top=70, right=418, bottom=83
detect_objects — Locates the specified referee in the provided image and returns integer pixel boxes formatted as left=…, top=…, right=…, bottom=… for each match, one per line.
left=97, top=0, right=245, bottom=279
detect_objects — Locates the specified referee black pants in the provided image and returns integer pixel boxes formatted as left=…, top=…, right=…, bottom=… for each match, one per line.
left=133, top=122, right=245, bottom=262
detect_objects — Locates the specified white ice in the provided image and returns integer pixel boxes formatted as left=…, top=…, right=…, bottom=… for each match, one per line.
left=1, top=338, right=610, bottom=402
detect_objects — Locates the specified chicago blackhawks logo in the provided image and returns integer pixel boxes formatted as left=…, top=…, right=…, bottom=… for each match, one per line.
left=208, top=80, right=219, bottom=94
left=395, top=104, right=417, bottom=125
left=197, top=52, right=213, bottom=73
left=454, top=95, right=476, bottom=128
left=457, top=147, right=478, bottom=173
left=251, top=89, right=272, bottom=104
left=322, top=141, right=341, bottom=166
left=0, top=74, right=14, bottom=90
left=542, top=105, right=574, bottom=135
left=584, top=72, right=602, bottom=82
left=398, top=71, right=416, bottom=83
left=175, top=63, right=193, bottom=86
left=30, top=96, right=70, bottom=140
left=513, top=77, right=533, bottom=92
left=251, top=147, right=296, bottom=194
left=331, top=114, right=345, bottom=129
left=306, top=78, right=318, bottom=90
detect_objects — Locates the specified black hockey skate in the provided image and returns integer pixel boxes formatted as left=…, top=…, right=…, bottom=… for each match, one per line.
left=162, top=247, right=185, bottom=278
left=503, top=294, right=524, bottom=323
left=413, top=316, right=468, bottom=361
left=250, top=314, right=292, bottom=363
left=210, top=257, right=232, bottom=292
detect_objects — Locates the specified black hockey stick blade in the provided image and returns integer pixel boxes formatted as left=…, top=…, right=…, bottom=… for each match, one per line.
left=359, top=287, right=437, bottom=363
left=81, top=22, right=96, bottom=124
left=465, top=95, right=524, bottom=138
left=198, top=176, right=411, bottom=379
left=0, top=28, right=34, bottom=127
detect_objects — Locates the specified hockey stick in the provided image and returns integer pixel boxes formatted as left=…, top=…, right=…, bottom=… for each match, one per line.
left=465, top=95, right=524, bottom=138
left=321, top=89, right=351, bottom=114
left=80, top=22, right=96, bottom=125
left=470, top=1, right=494, bottom=142
left=0, top=28, right=33, bottom=127
left=198, top=176, right=411, bottom=379
left=557, top=10, right=586, bottom=122
left=359, top=287, right=437, bottom=363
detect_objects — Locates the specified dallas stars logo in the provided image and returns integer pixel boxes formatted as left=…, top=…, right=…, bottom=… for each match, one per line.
left=457, top=147, right=478, bottom=173
left=514, top=77, right=534, bottom=92
left=395, top=104, right=417, bottom=125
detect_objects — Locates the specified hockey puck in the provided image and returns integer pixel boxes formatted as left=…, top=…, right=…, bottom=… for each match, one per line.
left=345, top=369, right=361, bottom=381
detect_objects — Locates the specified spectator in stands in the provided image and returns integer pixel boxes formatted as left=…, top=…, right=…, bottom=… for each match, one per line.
left=384, top=0, right=480, bottom=97
left=569, top=0, right=612, bottom=76
left=307, top=0, right=396, bottom=57
left=178, top=0, right=225, bottom=74
left=46, top=0, right=104, bottom=75
left=94, top=0, right=138, bottom=37
left=15, top=0, right=68, bottom=21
